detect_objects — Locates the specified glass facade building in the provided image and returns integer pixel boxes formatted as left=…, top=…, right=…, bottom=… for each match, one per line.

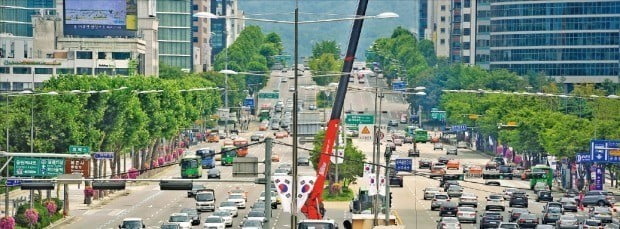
left=157, top=0, right=193, bottom=70
left=419, top=0, right=428, bottom=40
left=0, top=0, right=56, bottom=37
left=488, top=0, right=620, bottom=83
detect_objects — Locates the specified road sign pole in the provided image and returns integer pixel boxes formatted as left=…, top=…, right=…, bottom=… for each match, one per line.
left=264, top=137, right=272, bottom=229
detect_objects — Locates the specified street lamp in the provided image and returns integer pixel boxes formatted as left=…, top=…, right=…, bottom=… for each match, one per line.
left=218, top=69, right=238, bottom=136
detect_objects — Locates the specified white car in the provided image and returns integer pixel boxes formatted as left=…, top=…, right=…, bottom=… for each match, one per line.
left=203, top=216, right=226, bottom=229
left=245, top=211, right=267, bottom=223
left=119, top=218, right=145, bottom=229
left=227, top=194, right=246, bottom=209
left=259, top=191, right=280, bottom=205
left=289, top=86, right=295, bottom=92
left=168, top=213, right=191, bottom=229
left=211, top=210, right=233, bottom=227
left=240, top=219, right=263, bottom=229
left=218, top=201, right=239, bottom=217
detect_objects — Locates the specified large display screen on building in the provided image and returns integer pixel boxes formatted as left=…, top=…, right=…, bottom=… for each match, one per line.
left=63, top=0, right=137, bottom=37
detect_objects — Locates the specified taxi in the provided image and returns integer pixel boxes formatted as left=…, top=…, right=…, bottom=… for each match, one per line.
left=447, top=160, right=460, bottom=170
left=275, top=131, right=288, bottom=139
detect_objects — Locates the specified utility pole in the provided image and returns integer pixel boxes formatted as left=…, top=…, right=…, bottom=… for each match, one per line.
left=5, top=91, right=9, bottom=217
left=224, top=44, right=229, bottom=136
left=384, top=147, right=391, bottom=224
left=373, top=90, right=384, bottom=225
left=264, top=137, right=273, bottom=229
left=291, top=0, right=299, bottom=226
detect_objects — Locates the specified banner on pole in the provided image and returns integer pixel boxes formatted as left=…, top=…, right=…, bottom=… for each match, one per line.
left=296, top=176, right=316, bottom=213
left=368, top=174, right=377, bottom=196
left=272, top=175, right=293, bottom=213
left=378, top=175, right=386, bottom=196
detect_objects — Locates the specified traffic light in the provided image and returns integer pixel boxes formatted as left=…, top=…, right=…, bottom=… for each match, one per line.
left=21, top=182, right=55, bottom=190
left=389, top=191, right=393, bottom=208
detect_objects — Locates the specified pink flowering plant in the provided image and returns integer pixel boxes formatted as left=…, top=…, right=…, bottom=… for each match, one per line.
left=84, top=186, right=94, bottom=197
left=24, top=208, right=38, bottom=226
left=0, top=216, right=15, bottom=229
left=44, top=200, right=57, bottom=214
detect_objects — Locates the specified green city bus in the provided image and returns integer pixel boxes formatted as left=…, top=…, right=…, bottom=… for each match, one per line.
left=180, top=155, right=202, bottom=179
left=221, top=146, right=237, bottom=166
left=530, top=164, right=553, bottom=189
left=259, top=109, right=270, bottom=122
left=414, top=129, right=429, bottom=143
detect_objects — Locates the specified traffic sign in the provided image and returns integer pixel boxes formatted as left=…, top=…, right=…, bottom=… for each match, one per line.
left=93, top=152, right=114, bottom=160
left=394, top=158, right=412, bottom=172
left=358, top=124, right=373, bottom=141
left=451, top=125, right=468, bottom=132
left=590, top=140, right=620, bottom=163
left=392, top=81, right=406, bottom=91
left=243, top=98, right=255, bottom=108
left=345, top=114, right=375, bottom=125
left=576, top=153, right=591, bottom=163
left=14, top=158, right=65, bottom=177
left=258, top=92, right=279, bottom=99
left=6, top=178, right=21, bottom=187
left=69, top=145, right=90, bottom=154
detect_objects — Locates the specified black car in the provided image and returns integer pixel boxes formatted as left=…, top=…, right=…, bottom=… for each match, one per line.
left=298, top=157, right=310, bottom=166
left=446, top=148, right=457, bottom=155
left=480, top=215, right=503, bottom=229
left=188, top=184, right=206, bottom=198
left=408, top=148, right=420, bottom=157
left=559, top=197, right=578, bottom=212
left=439, top=202, right=458, bottom=216
left=250, top=134, right=260, bottom=141
left=419, top=159, right=432, bottom=169
left=207, top=168, right=220, bottom=179
left=438, top=157, right=450, bottom=164
left=509, top=192, right=528, bottom=207
left=180, top=208, right=201, bottom=225
left=498, top=165, right=514, bottom=179
left=536, top=190, right=553, bottom=202
left=388, top=170, right=403, bottom=187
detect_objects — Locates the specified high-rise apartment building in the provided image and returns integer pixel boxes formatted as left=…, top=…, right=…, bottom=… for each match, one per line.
left=420, top=0, right=451, bottom=57
left=0, top=0, right=56, bottom=37
left=210, top=0, right=243, bottom=64
left=192, top=0, right=211, bottom=72
left=474, top=0, right=490, bottom=69
left=157, top=0, right=192, bottom=71
left=485, top=0, right=620, bottom=83
left=449, top=0, right=476, bottom=65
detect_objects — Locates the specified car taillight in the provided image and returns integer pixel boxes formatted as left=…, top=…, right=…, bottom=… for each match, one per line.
left=519, top=219, right=526, bottom=223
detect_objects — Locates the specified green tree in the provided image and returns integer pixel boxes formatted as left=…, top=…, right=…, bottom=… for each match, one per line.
left=311, top=40, right=341, bottom=59
left=309, top=53, right=342, bottom=86
left=310, top=131, right=366, bottom=189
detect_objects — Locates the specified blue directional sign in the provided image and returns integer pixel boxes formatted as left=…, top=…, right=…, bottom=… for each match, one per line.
left=392, top=81, right=406, bottom=91
left=6, top=178, right=21, bottom=187
left=590, top=140, right=620, bottom=163
left=243, top=98, right=255, bottom=108
left=595, top=166, right=605, bottom=190
left=451, top=125, right=468, bottom=132
left=394, top=158, right=412, bottom=172
left=576, top=153, right=591, bottom=163
left=93, top=152, right=114, bottom=160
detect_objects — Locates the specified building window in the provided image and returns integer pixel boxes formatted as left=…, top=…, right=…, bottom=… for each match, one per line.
left=98, top=52, right=107, bottom=59
left=464, top=14, right=471, bottom=22
left=0, top=67, right=9, bottom=74
left=464, top=28, right=471, bottom=35
left=116, top=68, right=129, bottom=75
left=441, top=16, right=446, bottom=22
left=35, top=68, right=53, bottom=74
left=76, top=51, right=93, bottom=59
left=112, top=52, right=131, bottom=60
left=0, top=82, right=9, bottom=91
left=12, top=82, right=24, bottom=91
left=34, top=82, right=43, bottom=89
left=95, top=68, right=113, bottom=75
left=440, top=39, right=446, bottom=44
left=76, top=67, right=92, bottom=75
left=463, top=42, right=471, bottom=50
left=441, top=28, right=446, bottom=33
left=441, top=5, right=446, bottom=11
left=13, top=67, right=31, bottom=74
left=192, top=26, right=198, bottom=32
left=192, top=4, right=198, bottom=10
left=464, top=0, right=471, bottom=8
left=192, top=37, right=198, bottom=43
left=56, top=68, right=74, bottom=74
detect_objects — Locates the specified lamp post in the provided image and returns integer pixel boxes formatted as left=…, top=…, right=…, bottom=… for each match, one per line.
left=219, top=69, right=237, bottom=136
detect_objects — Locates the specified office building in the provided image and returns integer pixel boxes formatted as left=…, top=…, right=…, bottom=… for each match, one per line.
left=420, top=0, right=451, bottom=57
left=474, top=0, right=490, bottom=69
left=486, top=0, right=620, bottom=83
left=210, top=0, right=243, bottom=63
left=192, top=0, right=211, bottom=72
left=449, top=0, right=476, bottom=64
left=157, top=0, right=193, bottom=71
left=0, top=0, right=56, bottom=37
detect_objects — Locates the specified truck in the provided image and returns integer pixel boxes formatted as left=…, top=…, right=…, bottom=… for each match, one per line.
left=259, top=109, right=271, bottom=121
left=195, top=189, right=216, bottom=212
left=196, top=148, right=216, bottom=169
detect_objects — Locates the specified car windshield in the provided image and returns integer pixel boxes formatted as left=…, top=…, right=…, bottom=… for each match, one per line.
left=243, top=220, right=262, bottom=227
left=500, top=224, right=518, bottom=229
left=458, top=207, right=475, bottom=212
left=488, top=195, right=502, bottom=200
left=122, top=220, right=142, bottom=228
left=169, top=215, right=188, bottom=222
left=229, top=194, right=243, bottom=199
left=248, top=211, right=264, bottom=217
left=196, top=193, right=214, bottom=201
left=231, top=189, right=244, bottom=194
left=547, top=207, right=562, bottom=213
left=180, top=208, right=196, bottom=215
left=560, top=215, right=576, bottom=220
left=504, top=188, right=516, bottom=193
left=442, top=217, right=459, bottom=223
left=205, top=217, right=222, bottom=223
left=521, top=214, right=537, bottom=219
left=585, top=220, right=602, bottom=226
left=435, top=195, right=448, bottom=200
left=220, top=201, right=236, bottom=207
left=213, top=211, right=229, bottom=217
left=594, top=208, right=611, bottom=214
left=209, top=169, right=219, bottom=174
left=512, top=208, right=528, bottom=213
left=448, top=186, right=462, bottom=190
left=161, top=224, right=179, bottom=229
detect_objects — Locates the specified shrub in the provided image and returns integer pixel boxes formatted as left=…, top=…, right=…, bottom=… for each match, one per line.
left=24, top=208, right=38, bottom=226
left=44, top=200, right=57, bottom=215
left=0, top=216, right=16, bottom=229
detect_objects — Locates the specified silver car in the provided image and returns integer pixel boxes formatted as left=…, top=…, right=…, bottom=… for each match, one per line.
left=459, top=193, right=478, bottom=208
left=431, top=193, right=451, bottom=211
left=425, top=187, right=442, bottom=200
left=589, top=207, right=613, bottom=223
left=556, top=214, right=579, bottom=229
left=447, top=185, right=463, bottom=198
left=457, top=206, right=477, bottom=223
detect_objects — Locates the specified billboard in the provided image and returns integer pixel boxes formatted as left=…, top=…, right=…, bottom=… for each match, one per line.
left=64, top=0, right=137, bottom=37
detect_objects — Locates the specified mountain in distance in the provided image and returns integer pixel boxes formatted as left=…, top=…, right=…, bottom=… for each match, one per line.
left=238, top=0, right=417, bottom=60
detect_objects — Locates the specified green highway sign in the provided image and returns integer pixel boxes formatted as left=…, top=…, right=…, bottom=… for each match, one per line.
left=431, top=110, right=447, bottom=121
left=14, top=158, right=65, bottom=177
left=258, top=92, right=279, bottom=99
left=345, top=114, right=375, bottom=125
left=69, top=145, right=90, bottom=154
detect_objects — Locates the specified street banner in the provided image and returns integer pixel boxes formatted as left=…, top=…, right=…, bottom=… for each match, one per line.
left=272, top=175, right=293, bottom=213
left=296, top=176, right=316, bottom=213
left=363, top=163, right=372, bottom=177
left=595, top=166, right=604, bottom=190
left=378, top=175, right=386, bottom=196
left=368, top=174, right=377, bottom=196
